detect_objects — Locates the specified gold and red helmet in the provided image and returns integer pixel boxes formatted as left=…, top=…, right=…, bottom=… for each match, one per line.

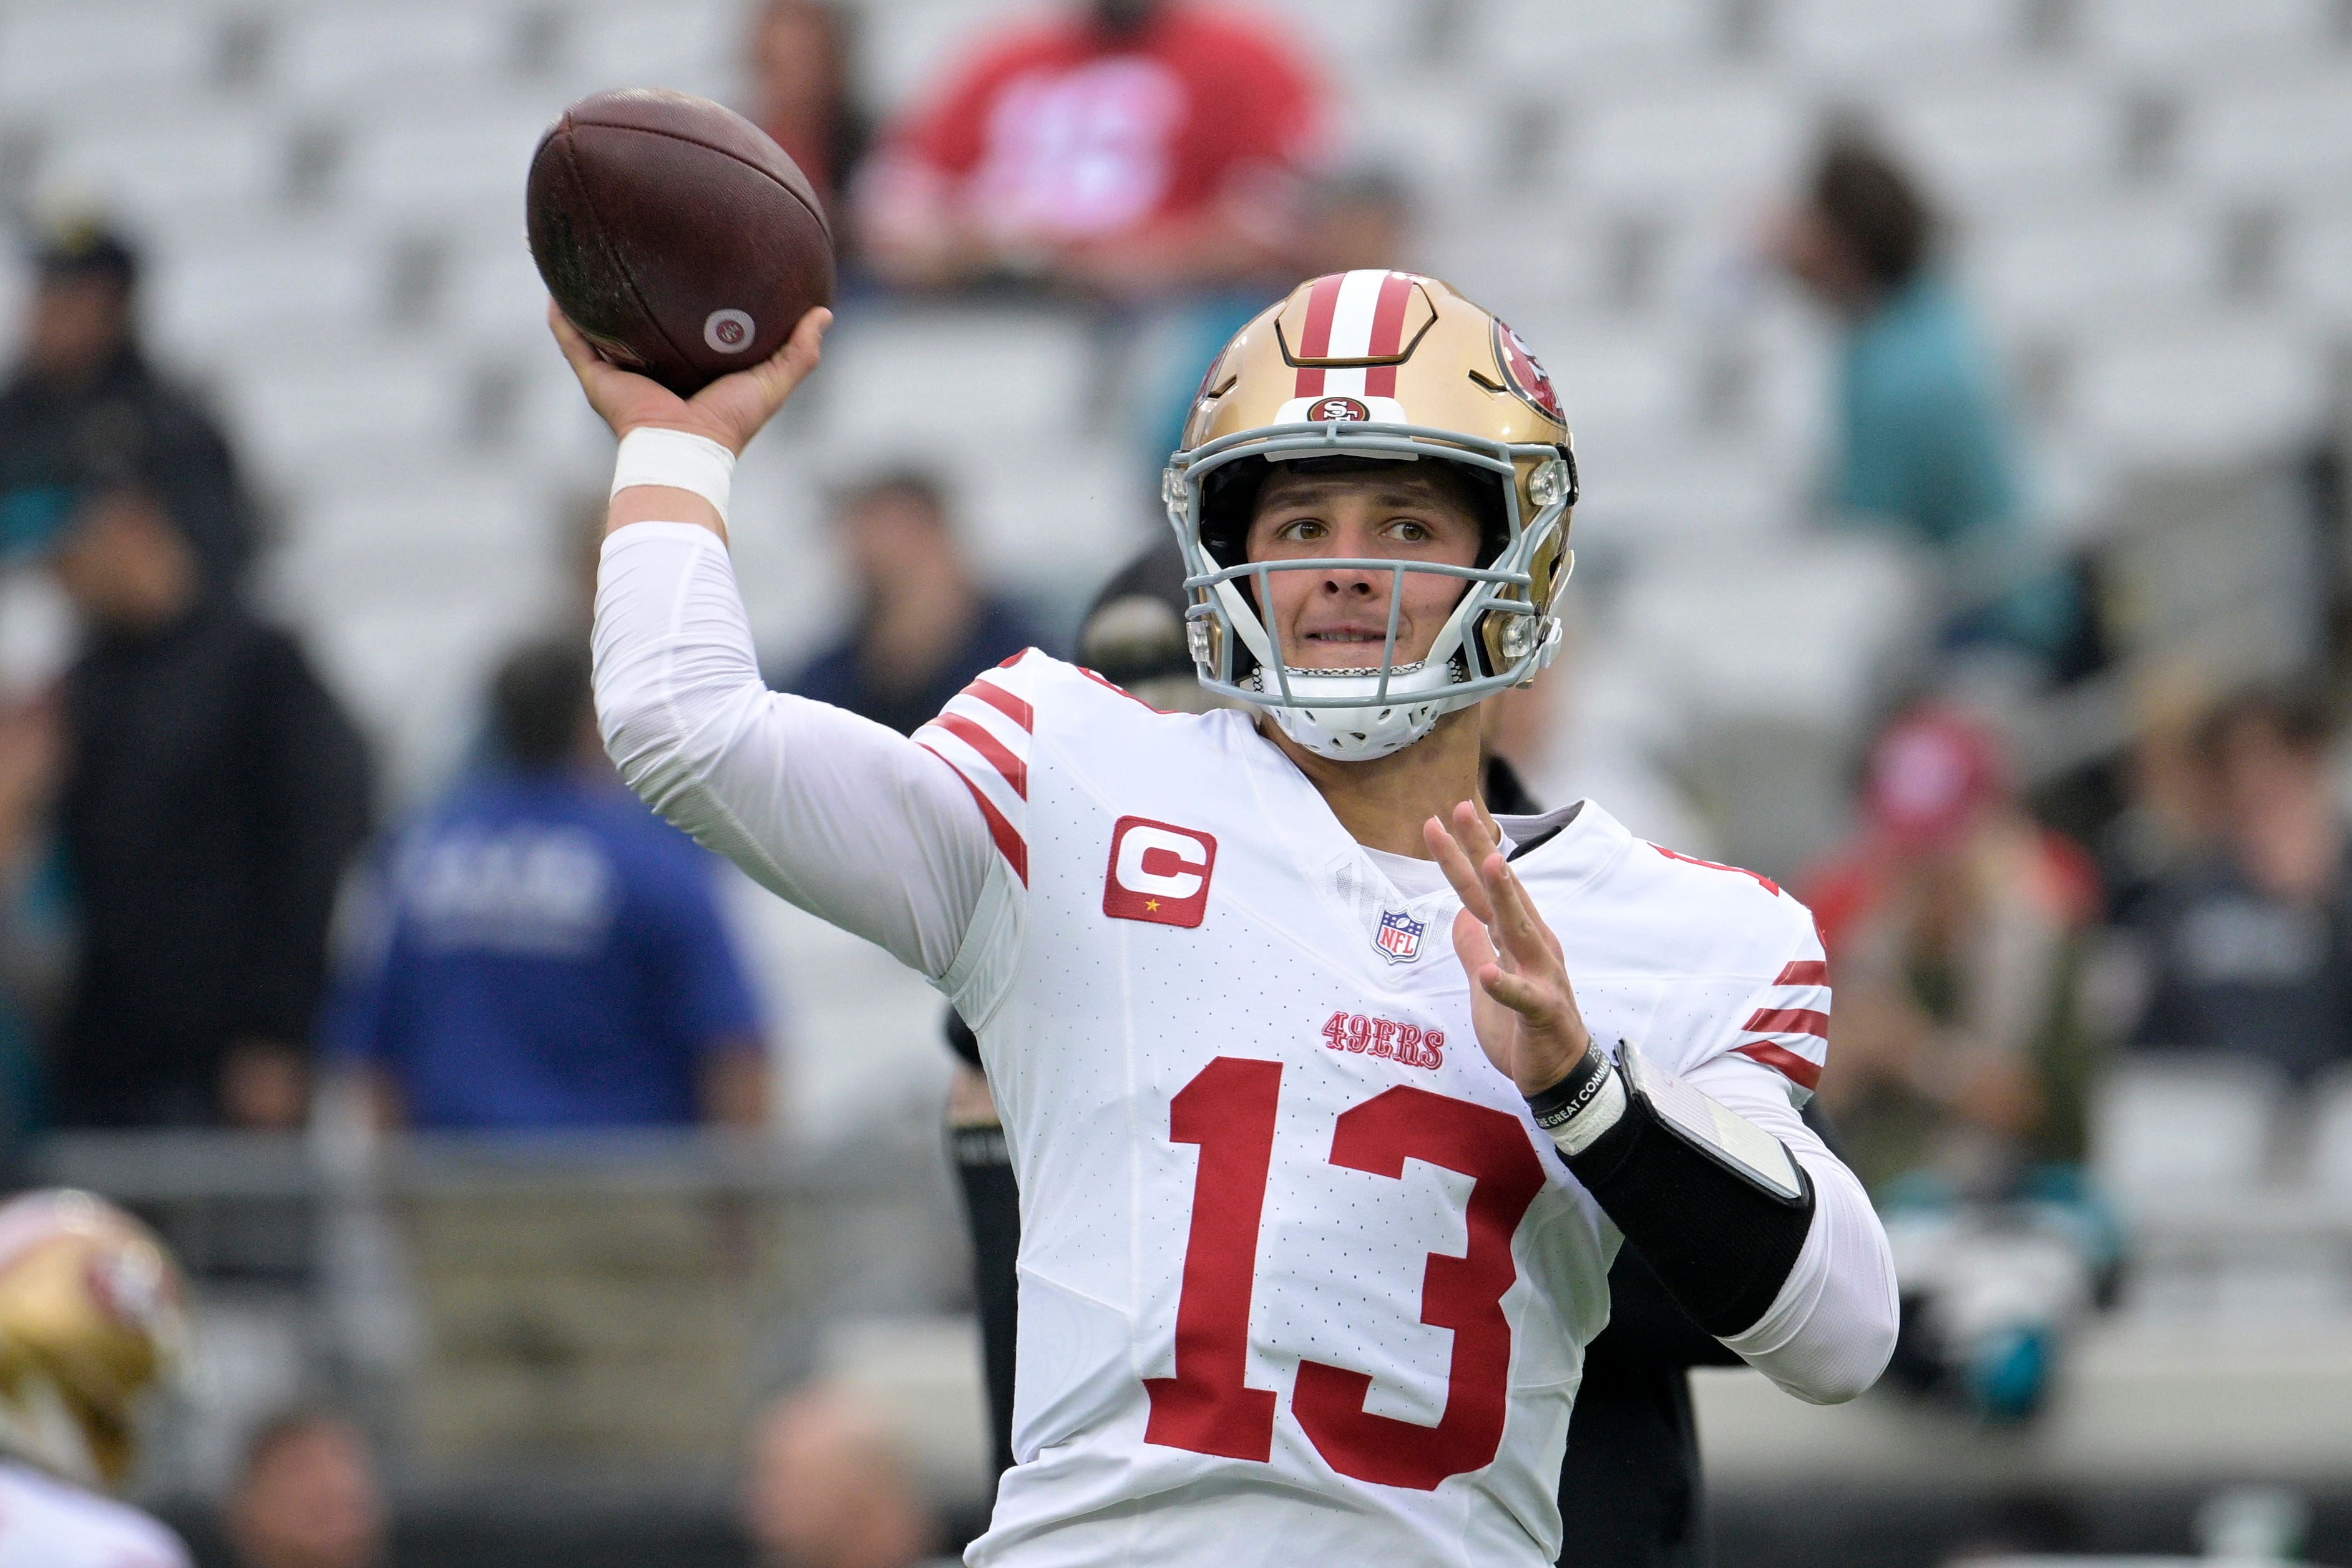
left=0, top=1191, right=188, bottom=1488
left=1164, top=270, right=1578, bottom=759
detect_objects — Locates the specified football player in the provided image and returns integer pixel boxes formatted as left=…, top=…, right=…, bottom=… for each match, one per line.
left=557, top=270, right=1898, bottom=1567
left=0, top=1191, right=192, bottom=1567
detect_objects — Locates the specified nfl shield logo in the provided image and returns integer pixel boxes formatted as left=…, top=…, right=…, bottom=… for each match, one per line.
left=1375, top=909, right=1425, bottom=964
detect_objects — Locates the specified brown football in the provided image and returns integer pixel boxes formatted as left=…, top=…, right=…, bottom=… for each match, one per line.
left=527, top=88, right=834, bottom=397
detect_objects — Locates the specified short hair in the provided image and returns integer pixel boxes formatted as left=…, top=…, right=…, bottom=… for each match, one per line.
left=1809, top=130, right=1935, bottom=291
left=490, top=640, right=593, bottom=772
left=2198, top=682, right=2336, bottom=762
left=832, top=469, right=948, bottom=527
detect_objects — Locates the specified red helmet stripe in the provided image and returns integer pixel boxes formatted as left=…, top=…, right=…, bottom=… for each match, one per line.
left=1292, top=273, right=1343, bottom=397
left=1363, top=271, right=1414, bottom=397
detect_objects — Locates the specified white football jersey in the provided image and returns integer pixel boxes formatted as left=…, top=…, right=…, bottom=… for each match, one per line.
left=0, top=1461, right=189, bottom=1568
left=915, top=653, right=1831, bottom=1568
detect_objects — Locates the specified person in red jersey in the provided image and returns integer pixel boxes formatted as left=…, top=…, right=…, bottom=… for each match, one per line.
left=855, top=0, right=1327, bottom=297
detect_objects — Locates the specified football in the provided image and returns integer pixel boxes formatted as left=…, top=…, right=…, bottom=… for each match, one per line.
left=527, top=88, right=834, bottom=397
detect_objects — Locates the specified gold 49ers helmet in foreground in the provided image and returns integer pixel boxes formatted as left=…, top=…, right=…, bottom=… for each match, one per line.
left=0, top=1191, right=187, bottom=1488
left=1165, top=270, right=1578, bottom=760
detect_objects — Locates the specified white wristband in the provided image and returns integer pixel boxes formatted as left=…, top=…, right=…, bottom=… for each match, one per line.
left=1547, top=1068, right=1627, bottom=1157
left=610, top=427, right=734, bottom=524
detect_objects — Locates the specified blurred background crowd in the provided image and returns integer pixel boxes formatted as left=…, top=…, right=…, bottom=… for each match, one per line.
left=0, top=0, right=2348, bottom=1564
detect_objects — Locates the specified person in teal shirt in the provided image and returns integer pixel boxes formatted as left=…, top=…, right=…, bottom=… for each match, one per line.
left=1774, top=131, right=2072, bottom=661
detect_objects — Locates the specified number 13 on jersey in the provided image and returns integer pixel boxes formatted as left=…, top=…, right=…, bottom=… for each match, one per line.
left=1141, top=1056, right=1548, bottom=1491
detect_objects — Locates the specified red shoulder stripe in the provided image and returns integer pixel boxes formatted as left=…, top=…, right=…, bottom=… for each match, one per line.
left=1735, top=1041, right=1822, bottom=1091
left=1744, top=1007, right=1829, bottom=1040
left=960, top=678, right=1033, bottom=733
left=1774, top=960, right=1830, bottom=987
left=919, top=742, right=1027, bottom=885
left=935, top=713, right=1027, bottom=800
left=1078, top=666, right=1171, bottom=714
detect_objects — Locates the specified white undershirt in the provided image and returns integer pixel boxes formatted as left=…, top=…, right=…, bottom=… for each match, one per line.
left=592, top=520, right=1896, bottom=1402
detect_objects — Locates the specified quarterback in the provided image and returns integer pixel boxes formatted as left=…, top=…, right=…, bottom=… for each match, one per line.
left=559, top=270, right=1897, bottom=1567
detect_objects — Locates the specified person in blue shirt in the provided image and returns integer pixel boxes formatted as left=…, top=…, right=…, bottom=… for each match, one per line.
left=1772, top=129, right=2073, bottom=661
left=773, top=470, right=1042, bottom=737
left=328, top=640, right=770, bottom=1130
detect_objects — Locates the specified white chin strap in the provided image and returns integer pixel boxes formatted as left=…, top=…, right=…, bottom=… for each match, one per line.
left=1252, top=660, right=1471, bottom=761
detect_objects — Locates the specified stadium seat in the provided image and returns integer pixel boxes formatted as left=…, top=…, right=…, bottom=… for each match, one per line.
left=2180, top=72, right=2352, bottom=198
left=2092, top=1056, right=2286, bottom=1208
left=1965, top=198, right=2217, bottom=333
left=2077, top=0, right=2336, bottom=71
left=2307, top=1067, right=2352, bottom=1200
left=1565, top=76, right=1805, bottom=207
left=557, top=0, right=744, bottom=103
left=1772, top=0, right=2019, bottom=80
left=271, top=2, right=520, bottom=103
left=142, top=222, right=394, bottom=366
left=2278, top=205, right=2352, bottom=326
left=1464, top=0, right=1720, bottom=87
left=1877, top=72, right=2122, bottom=211
left=0, top=1, right=222, bottom=114
left=35, top=107, right=290, bottom=230
left=809, top=306, right=1100, bottom=458
left=222, top=341, right=468, bottom=490
left=2066, top=323, right=2325, bottom=469
left=1346, top=82, right=1514, bottom=198
left=335, top=98, right=568, bottom=224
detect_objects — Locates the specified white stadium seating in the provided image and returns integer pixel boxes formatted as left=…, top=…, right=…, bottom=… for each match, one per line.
left=0, top=0, right=2340, bottom=832
left=0, top=1, right=222, bottom=115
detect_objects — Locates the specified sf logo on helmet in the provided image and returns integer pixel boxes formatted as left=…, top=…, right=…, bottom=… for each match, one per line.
left=1309, top=396, right=1370, bottom=423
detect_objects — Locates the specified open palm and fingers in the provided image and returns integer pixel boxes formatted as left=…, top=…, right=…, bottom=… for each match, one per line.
left=1425, top=800, right=1593, bottom=1096
left=549, top=301, right=832, bottom=455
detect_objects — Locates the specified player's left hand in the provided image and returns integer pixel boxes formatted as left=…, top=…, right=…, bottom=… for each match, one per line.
left=1425, top=801, right=1594, bottom=1098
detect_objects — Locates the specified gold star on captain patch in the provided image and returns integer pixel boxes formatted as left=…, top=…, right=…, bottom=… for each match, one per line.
left=1145, top=898, right=1161, bottom=912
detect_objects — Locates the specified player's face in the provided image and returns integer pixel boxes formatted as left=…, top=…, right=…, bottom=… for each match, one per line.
left=1243, top=467, right=1483, bottom=670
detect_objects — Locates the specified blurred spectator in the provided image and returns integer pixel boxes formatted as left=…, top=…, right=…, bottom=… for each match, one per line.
left=742, top=1385, right=937, bottom=1568
left=50, top=476, right=368, bottom=1129
left=0, top=698, right=62, bottom=1160
left=1807, top=706, right=2109, bottom=1421
left=225, top=1411, right=386, bottom=1568
left=854, top=0, right=1327, bottom=298
left=2121, top=685, right=2352, bottom=1083
left=774, top=472, right=1041, bottom=736
left=2096, top=663, right=2225, bottom=925
left=328, top=640, right=769, bottom=1131
left=1807, top=705, right=2103, bottom=1199
left=746, top=0, right=870, bottom=220
left=1770, top=131, right=2066, bottom=663
left=0, top=220, right=255, bottom=587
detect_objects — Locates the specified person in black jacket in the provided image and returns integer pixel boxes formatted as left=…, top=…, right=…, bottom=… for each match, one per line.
left=47, top=470, right=368, bottom=1127
left=0, top=220, right=255, bottom=587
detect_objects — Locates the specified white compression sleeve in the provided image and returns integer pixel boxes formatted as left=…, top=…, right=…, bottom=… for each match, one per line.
left=591, top=521, right=997, bottom=980
left=1683, top=1051, right=1900, bottom=1405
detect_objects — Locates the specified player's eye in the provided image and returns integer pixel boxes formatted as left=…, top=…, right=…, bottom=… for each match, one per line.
left=1277, top=517, right=1327, bottom=542
left=1387, top=517, right=1432, bottom=543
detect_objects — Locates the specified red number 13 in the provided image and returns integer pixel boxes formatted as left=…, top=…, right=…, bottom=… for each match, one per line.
left=1141, top=1056, right=1548, bottom=1489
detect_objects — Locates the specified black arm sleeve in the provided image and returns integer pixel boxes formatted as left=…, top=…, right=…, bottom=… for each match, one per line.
left=1564, top=1094, right=1816, bottom=1340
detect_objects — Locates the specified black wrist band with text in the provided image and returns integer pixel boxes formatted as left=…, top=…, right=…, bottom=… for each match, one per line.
left=1524, top=1045, right=1613, bottom=1130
